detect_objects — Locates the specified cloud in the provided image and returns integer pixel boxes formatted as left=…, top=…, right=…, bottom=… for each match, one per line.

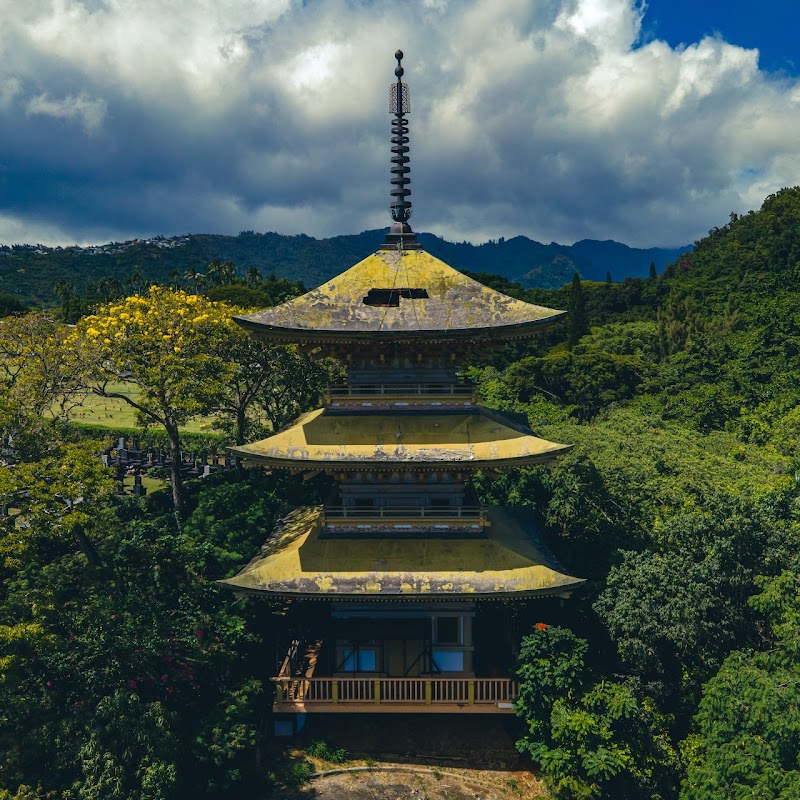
left=26, top=91, right=107, bottom=133
left=0, top=0, right=799, bottom=248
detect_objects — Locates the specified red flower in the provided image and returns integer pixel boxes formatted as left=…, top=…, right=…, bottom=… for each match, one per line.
left=128, top=679, right=137, bottom=689
left=534, top=622, right=548, bottom=632
left=196, top=630, right=204, bottom=639
left=46, top=681, right=52, bottom=688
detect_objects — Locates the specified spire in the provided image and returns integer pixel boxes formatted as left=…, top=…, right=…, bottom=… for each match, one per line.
left=381, top=49, right=421, bottom=251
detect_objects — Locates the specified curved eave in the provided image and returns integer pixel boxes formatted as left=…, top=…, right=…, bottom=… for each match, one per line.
left=232, top=311, right=566, bottom=345
left=218, top=583, right=585, bottom=601
left=229, top=449, right=571, bottom=472
left=216, top=506, right=586, bottom=599
left=228, top=407, right=572, bottom=471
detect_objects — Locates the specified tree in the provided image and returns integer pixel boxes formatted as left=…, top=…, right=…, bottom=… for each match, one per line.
left=245, top=266, right=262, bottom=288
left=0, top=461, right=279, bottom=798
left=515, top=624, right=679, bottom=800
left=124, top=268, right=146, bottom=295
left=208, top=326, right=333, bottom=445
left=71, top=287, right=231, bottom=518
left=649, top=261, right=657, bottom=281
left=182, top=268, right=206, bottom=294
left=567, top=272, right=588, bottom=349
left=0, top=311, right=87, bottom=459
left=681, top=571, right=800, bottom=799
left=205, top=261, right=236, bottom=288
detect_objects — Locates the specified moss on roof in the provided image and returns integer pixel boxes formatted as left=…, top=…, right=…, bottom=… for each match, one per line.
left=229, top=407, right=571, bottom=469
left=234, top=249, right=564, bottom=339
left=219, top=505, right=584, bottom=598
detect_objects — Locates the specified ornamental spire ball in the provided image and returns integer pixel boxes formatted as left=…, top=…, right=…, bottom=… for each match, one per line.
left=382, top=49, right=421, bottom=250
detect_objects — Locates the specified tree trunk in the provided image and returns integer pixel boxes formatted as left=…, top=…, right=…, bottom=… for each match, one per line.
left=72, top=523, right=102, bottom=567
left=166, top=422, right=185, bottom=522
left=236, top=406, right=247, bottom=446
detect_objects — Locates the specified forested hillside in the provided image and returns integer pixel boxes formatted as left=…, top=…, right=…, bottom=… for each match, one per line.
left=1, top=188, right=799, bottom=799
left=0, top=229, right=688, bottom=306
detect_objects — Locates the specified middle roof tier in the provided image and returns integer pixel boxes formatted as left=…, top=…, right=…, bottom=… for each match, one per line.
left=230, top=407, right=571, bottom=472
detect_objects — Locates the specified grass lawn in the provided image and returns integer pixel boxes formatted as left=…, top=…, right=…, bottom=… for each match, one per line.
left=122, top=475, right=168, bottom=494
left=66, top=382, right=218, bottom=434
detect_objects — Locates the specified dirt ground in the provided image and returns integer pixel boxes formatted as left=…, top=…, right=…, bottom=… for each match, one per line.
left=267, top=715, right=548, bottom=799
left=295, top=765, right=546, bottom=799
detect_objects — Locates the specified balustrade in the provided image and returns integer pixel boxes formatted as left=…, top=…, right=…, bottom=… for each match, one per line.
left=273, top=676, right=519, bottom=711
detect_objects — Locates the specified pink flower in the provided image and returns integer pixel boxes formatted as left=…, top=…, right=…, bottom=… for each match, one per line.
left=196, top=630, right=204, bottom=639
left=46, top=681, right=52, bottom=688
left=128, top=679, right=137, bottom=689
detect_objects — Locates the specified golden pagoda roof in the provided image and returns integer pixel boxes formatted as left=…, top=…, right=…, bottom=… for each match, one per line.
left=219, top=505, right=584, bottom=599
left=229, top=407, right=570, bottom=471
left=234, top=249, right=564, bottom=342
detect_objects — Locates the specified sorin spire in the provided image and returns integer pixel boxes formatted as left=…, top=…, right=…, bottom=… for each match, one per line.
left=382, top=49, right=420, bottom=250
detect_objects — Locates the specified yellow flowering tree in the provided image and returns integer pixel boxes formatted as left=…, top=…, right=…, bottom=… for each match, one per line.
left=0, top=311, right=87, bottom=459
left=71, top=287, right=232, bottom=518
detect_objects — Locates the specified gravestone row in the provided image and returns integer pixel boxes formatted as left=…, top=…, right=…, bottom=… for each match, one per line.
left=102, top=437, right=238, bottom=496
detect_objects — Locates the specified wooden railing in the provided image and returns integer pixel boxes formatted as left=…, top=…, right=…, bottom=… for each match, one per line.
left=273, top=676, right=519, bottom=710
left=323, top=505, right=485, bottom=520
left=328, top=383, right=474, bottom=397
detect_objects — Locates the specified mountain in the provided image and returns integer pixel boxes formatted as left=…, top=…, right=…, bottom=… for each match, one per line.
left=0, top=229, right=690, bottom=306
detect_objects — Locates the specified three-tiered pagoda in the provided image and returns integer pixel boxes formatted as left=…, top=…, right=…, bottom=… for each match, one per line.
left=223, top=51, right=583, bottom=720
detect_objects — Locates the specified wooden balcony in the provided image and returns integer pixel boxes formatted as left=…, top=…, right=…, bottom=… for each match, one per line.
left=273, top=676, right=519, bottom=714
left=326, top=382, right=476, bottom=410
left=322, top=504, right=488, bottom=534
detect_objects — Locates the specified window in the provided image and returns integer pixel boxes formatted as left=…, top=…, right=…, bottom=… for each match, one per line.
left=336, top=643, right=379, bottom=673
left=435, top=616, right=461, bottom=645
left=432, top=650, right=464, bottom=672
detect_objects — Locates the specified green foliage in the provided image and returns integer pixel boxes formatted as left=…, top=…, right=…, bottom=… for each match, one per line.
left=505, top=349, right=653, bottom=419
left=0, top=451, right=296, bottom=798
left=284, top=760, right=313, bottom=786
left=0, top=294, right=28, bottom=318
left=681, top=572, right=800, bottom=799
left=567, top=274, right=588, bottom=349
left=306, top=739, right=349, bottom=764
left=515, top=625, right=679, bottom=799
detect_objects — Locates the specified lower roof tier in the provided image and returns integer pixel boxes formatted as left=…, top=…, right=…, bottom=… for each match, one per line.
left=218, top=505, right=585, bottom=599
left=229, top=407, right=571, bottom=471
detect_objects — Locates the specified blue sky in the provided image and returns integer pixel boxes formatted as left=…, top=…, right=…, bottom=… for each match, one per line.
left=0, top=0, right=799, bottom=249
left=642, top=0, right=798, bottom=74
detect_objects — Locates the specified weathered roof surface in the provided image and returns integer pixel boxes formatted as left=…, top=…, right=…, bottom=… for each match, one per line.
left=234, top=249, right=564, bottom=341
left=218, top=505, right=584, bottom=598
left=229, top=407, right=570, bottom=469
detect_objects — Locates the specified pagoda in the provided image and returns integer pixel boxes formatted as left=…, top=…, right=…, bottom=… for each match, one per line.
left=222, top=51, right=583, bottom=718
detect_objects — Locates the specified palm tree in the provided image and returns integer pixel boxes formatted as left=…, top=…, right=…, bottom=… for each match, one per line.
left=182, top=267, right=206, bottom=294
left=124, top=268, right=146, bottom=295
left=246, top=266, right=263, bottom=288
left=53, top=280, right=76, bottom=304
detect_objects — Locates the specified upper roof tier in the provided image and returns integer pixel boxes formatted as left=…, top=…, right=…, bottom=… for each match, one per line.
left=234, top=249, right=565, bottom=344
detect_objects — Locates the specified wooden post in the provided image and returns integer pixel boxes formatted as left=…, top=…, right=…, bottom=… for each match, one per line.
left=425, top=680, right=432, bottom=705
left=332, top=680, right=339, bottom=705
left=275, top=683, right=284, bottom=705
left=468, top=680, right=475, bottom=705
left=374, top=679, right=381, bottom=704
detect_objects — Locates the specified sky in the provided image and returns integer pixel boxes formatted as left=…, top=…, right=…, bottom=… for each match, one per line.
left=0, top=0, right=799, bottom=249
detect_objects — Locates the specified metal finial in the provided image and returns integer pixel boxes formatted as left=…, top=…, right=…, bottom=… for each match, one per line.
left=382, top=49, right=420, bottom=250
